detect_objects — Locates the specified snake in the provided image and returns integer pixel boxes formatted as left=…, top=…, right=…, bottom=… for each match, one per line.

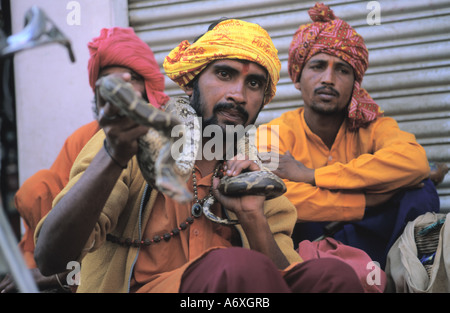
left=96, top=75, right=286, bottom=222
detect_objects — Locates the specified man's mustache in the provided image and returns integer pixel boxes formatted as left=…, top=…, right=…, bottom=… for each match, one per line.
left=213, top=102, right=249, bottom=124
left=314, top=85, right=340, bottom=97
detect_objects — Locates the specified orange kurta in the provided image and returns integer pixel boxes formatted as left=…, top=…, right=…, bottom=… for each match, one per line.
left=257, top=108, right=430, bottom=222
left=16, top=121, right=99, bottom=267
left=130, top=167, right=239, bottom=292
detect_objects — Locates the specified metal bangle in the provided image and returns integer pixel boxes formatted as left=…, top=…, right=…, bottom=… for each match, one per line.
left=55, top=273, right=71, bottom=292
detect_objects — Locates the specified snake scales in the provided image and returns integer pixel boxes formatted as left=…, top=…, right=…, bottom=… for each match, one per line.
left=96, top=75, right=286, bottom=213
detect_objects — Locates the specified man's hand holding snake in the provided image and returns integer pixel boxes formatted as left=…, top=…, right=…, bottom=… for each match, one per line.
left=97, top=72, right=150, bottom=169
left=212, top=156, right=265, bottom=221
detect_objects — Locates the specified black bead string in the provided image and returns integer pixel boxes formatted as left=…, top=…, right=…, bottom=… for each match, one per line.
left=106, top=216, right=195, bottom=247
left=106, top=163, right=223, bottom=248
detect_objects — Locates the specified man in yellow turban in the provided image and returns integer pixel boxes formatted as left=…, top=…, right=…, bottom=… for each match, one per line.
left=35, top=18, right=365, bottom=293
left=164, top=19, right=280, bottom=106
left=257, top=3, right=440, bottom=269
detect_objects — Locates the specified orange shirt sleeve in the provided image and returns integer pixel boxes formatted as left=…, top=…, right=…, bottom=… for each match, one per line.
left=49, top=121, right=100, bottom=186
left=315, top=117, right=430, bottom=193
left=16, top=121, right=99, bottom=268
left=257, top=109, right=429, bottom=223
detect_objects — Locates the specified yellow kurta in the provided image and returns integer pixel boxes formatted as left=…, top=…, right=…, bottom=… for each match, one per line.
left=257, top=108, right=430, bottom=222
left=35, top=130, right=301, bottom=293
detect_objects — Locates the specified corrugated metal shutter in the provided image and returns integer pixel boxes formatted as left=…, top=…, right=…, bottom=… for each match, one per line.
left=129, top=0, right=450, bottom=212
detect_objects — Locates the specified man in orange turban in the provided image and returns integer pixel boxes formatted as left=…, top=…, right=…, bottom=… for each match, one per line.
left=258, top=3, right=440, bottom=269
left=0, top=27, right=167, bottom=293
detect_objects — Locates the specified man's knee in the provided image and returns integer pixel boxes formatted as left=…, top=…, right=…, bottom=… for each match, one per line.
left=180, top=248, right=289, bottom=292
left=209, top=247, right=274, bottom=273
left=202, top=247, right=285, bottom=287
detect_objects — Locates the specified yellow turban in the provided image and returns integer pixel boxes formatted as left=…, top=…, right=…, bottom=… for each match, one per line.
left=163, top=19, right=281, bottom=105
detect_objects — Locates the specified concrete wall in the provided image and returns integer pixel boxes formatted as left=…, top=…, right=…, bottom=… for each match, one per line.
left=11, top=0, right=128, bottom=185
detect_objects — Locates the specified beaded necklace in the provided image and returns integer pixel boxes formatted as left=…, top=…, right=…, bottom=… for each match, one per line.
left=106, top=163, right=222, bottom=248
left=190, top=164, right=220, bottom=217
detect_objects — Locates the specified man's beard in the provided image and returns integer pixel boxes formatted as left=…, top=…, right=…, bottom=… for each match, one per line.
left=189, top=79, right=252, bottom=130
left=309, top=101, right=348, bottom=116
left=189, top=79, right=260, bottom=157
left=309, top=85, right=351, bottom=116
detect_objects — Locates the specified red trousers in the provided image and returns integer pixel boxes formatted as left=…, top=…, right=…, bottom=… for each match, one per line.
left=179, top=247, right=364, bottom=293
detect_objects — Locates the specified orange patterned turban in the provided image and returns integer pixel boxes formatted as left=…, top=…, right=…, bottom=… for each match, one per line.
left=288, top=3, right=383, bottom=130
left=163, top=19, right=281, bottom=105
left=88, top=27, right=169, bottom=108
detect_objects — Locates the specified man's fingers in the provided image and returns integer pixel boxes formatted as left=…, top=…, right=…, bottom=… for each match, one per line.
left=224, top=158, right=260, bottom=176
left=97, top=102, right=126, bottom=126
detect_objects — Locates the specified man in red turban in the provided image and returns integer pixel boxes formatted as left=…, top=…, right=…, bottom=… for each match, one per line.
left=88, top=27, right=168, bottom=109
left=258, top=3, right=440, bottom=269
left=288, top=2, right=382, bottom=130
left=0, top=27, right=167, bottom=292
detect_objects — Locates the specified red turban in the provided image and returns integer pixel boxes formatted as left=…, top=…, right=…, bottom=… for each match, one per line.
left=88, top=27, right=169, bottom=108
left=288, top=3, right=383, bottom=130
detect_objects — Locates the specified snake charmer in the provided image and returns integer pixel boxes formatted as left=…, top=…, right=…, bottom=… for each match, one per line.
left=34, top=18, right=365, bottom=293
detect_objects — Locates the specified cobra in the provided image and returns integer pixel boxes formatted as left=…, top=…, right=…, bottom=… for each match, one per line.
left=96, top=75, right=286, bottom=211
